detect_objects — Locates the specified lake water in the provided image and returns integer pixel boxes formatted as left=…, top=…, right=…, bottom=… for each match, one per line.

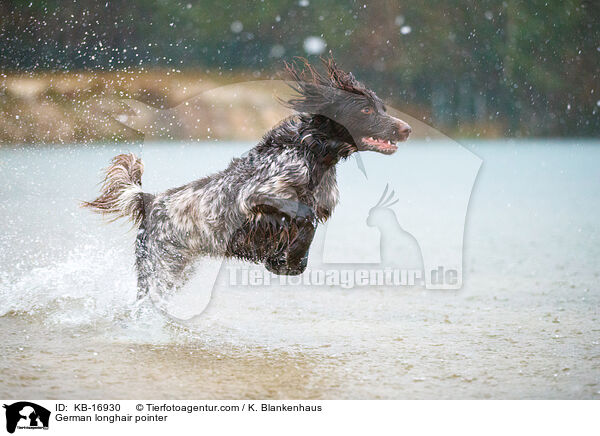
left=1, top=139, right=599, bottom=399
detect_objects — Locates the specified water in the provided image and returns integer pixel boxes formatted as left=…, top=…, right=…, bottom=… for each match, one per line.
left=1, top=140, right=599, bottom=399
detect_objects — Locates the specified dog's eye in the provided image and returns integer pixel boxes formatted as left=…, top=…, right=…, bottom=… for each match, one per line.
left=361, top=107, right=374, bottom=115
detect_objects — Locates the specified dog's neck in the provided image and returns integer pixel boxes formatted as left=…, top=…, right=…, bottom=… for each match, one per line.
left=296, top=114, right=356, bottom=191
left=299, top=114, right=357, bottom=166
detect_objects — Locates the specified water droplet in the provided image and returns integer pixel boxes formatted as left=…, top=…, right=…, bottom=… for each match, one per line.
left=230, top=21, right=243, bottom=34
left=303, top=36, right=327, bottom=55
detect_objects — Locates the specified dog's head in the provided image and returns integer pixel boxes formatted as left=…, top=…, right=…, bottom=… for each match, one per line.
left=284, top=55, right=411, bottom=155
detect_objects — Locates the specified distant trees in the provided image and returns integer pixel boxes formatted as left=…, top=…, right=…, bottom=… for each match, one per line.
left=1, top=0, right=598, bottom=136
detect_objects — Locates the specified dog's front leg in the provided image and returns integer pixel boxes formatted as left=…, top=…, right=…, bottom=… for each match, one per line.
left=246, top=195, right=317, bottom=275
left=248, top=195, right=316, bottom=226
left=265, top=218, right=316, bottom=275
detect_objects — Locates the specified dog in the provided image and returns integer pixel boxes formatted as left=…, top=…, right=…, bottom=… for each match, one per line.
left=84, top=56, right=411, bottom=299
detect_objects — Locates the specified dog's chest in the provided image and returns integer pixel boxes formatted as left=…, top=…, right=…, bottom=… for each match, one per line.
left=311, top=166, right=339, bottom=219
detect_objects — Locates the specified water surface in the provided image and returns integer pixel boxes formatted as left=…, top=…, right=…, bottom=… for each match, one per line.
left=1, top=140, right=599, bottom=399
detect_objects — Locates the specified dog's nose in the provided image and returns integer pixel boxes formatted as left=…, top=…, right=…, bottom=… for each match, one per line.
left=398, top=123, right=411, bottom=135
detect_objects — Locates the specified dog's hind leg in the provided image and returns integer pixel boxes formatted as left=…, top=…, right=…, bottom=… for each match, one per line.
left=134, top=227, right=152, bottom=300
left=135, top=230, right=196, bottom=302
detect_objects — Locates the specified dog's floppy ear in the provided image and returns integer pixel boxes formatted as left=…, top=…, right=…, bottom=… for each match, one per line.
left=281, top=54, right=370, bottom=114
left=321, top=54, right=361, bottom=94
left=282, top=57, right=340, bottom=114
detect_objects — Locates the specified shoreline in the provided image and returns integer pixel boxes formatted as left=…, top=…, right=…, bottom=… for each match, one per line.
left=0, top=70, right=518, bottom=145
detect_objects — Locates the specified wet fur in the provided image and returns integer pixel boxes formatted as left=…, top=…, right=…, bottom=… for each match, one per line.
left=84, top=56, right=410, bottom=299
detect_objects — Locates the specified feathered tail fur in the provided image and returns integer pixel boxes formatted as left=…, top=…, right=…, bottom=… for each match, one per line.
left=82, top=153, right=147, bottom=225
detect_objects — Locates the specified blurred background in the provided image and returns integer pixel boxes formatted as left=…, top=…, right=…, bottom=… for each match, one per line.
left=1, top=0, right=598, bottom=144
left=2, top=1, right=600, bottom=400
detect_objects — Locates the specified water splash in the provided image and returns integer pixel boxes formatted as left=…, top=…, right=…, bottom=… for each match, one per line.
left=0, top=244, right=136, bottom=325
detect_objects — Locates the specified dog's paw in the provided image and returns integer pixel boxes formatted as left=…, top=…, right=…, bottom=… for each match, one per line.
left=293, top=203, right=316, bottom=226
left=265, top=255, right=308, bottom=276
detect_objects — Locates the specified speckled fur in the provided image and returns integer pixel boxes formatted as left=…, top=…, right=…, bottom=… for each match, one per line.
left=84, top=56, right=410, bottom=298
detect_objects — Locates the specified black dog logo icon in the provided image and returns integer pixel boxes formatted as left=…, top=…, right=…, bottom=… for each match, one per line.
left=3, top=402, right=50, bottom=433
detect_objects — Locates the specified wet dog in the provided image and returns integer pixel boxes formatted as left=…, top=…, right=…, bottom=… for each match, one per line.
left=84, top=56, right=411, bottom=299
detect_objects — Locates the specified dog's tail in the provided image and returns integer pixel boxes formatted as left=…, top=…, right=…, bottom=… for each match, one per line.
left=82, top=153, right=148, bottom=225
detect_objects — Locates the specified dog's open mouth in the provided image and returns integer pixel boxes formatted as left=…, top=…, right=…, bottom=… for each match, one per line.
left=360, top=136, right=399, bottom=154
